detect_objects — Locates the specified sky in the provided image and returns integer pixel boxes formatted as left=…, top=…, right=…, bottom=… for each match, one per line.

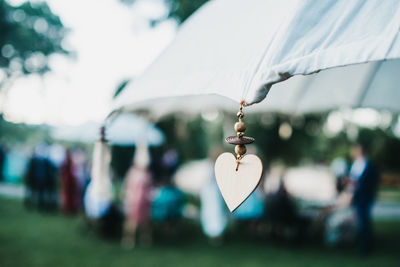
left=3, top=0, right=177, bottom=126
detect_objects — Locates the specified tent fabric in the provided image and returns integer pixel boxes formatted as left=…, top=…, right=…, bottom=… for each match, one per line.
left=248, top=59, right=400, bottom=114
left=113, top=58, right=400, bottom=116
left=114, top=0, right=400, bottom=111
left=106, top=113, right=165, bottom=146
left=51, top=113, right=165, bottom=146
left=84, top=141, right=113, bottom=219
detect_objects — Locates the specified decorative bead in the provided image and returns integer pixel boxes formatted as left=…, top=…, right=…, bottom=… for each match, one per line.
left=235, top=144, right=247, bottom=155
left=225, top=136, right=255, bottom=145
left=236, top=132, right=244, bottom=137
left=236, top=111, right=244, bottom=118
left=234, top=122, right=246, bottom=132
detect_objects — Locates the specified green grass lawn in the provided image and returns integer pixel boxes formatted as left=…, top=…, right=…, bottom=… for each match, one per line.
left=378, top=187, right=400, bottom=202
left=0, top=197, right=399, bottom=267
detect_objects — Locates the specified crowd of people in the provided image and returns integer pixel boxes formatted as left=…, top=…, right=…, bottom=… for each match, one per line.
left=0, top=140, right=380, bottom=255
left=87, top=142, right=380, bottom=257
left=23, top=143, right=90, bottom=214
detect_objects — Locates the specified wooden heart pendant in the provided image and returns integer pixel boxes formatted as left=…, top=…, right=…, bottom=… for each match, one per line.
left=215, top=152, right=263, bottom=212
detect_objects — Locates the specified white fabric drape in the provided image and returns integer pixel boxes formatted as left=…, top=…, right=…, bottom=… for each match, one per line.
left=114, top=0, right=400, bottom=111
left=84, top=141, right=113, bottom=219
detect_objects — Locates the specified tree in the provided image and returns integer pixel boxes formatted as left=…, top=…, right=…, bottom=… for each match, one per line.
left=0, top=1, right=68, bottom=95
left=163, top=0, right=209, bottom=23
left=120, top=0, right=209, bottom=24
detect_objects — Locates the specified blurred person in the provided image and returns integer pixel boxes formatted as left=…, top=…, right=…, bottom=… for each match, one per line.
left=324, top=202, right=357, bottom=246
left=149, top=147, right=179, bottom=185
left=152, top=177, right=185, bottom=223
left=330, top=157, right=349, bottom=194
left=265, top=178, right=309, bottom=241
left=233, top=188, right=265, bottom=237
left=72, top=148, right=91, bottom=207
left=122, top=143, right=153, bottom=249
left=323, top=176, right=356, bottom=246
left=233, top=187, right=265, bottom=219
left=265, top=179, right=296, bottom=231
left=161, top=148, right=179, bottom=178
left=0, top=144, right=5, bottom=182
left=151, top=148, right=184, bottom=222
left=322, top=158, right=356, bottom=246
left=3, top=146, right=27, bottom=183
left=60, top=149, right=79, bottom=215
left=24, top=150, right=36, bottom=208
left=48, top=143, right=66, bottom=168
left=44, top=152, right=58, bottom=211
left=151, top=176, right=186, bottom=240
left=234, top=146, right=265, bottom=221
left=200, top=148, right=228, bottom=245
left=45, top=143, right=64, bottom=209
left=25, top=144, right=57, bottom=211
left=349, top=143, right=380, bottom=255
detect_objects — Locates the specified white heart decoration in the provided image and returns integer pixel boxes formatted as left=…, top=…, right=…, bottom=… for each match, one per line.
left=214, top=152, right=263, bottom=212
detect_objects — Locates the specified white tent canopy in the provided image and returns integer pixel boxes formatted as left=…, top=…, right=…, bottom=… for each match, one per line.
left=114, top=0, right=400, bottom=112
left=115, top=59, right=400, bottom=117
left=51, top=113, right=165, bottom=146
left=249, top=59, right=400, bottom=114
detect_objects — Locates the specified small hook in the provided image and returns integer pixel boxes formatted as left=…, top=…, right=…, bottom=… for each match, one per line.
left=239, top=99, right=246, bottom=108
left=100, top=125, right=107, bottom=142
left=235, top=156, right=242, bottom=171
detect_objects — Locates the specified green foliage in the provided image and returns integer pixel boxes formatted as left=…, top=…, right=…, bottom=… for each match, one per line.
left=153, top=113, right=400, bottom=172
left=110, top=145, right=135, bottom=179
left=246, top=114, right=328, bottom=167
left=120, top=0, right=209, bottom=24
left=0, top=115, right=50, bottom=145
left=164, top=0, right=209, bottom=23
left=357, top=128, right=400, bottom=172
left=155, top=115, right=209, bottom=162
left=0, top=1, right=68, bottom=80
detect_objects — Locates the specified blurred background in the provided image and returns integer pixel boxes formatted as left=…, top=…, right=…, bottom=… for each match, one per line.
left=0, top=0, right=400, bottom=266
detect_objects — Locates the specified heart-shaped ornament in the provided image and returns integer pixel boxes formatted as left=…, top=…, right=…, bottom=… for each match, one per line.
left=214, top=152, right=263, bottom=212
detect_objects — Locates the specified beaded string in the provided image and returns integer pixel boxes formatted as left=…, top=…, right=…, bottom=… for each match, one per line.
left=225, top=100, right=254, bottom=171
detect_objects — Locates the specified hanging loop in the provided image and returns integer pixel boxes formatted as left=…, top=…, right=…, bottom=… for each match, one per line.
left=223, top=99, right=253, bottom=171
